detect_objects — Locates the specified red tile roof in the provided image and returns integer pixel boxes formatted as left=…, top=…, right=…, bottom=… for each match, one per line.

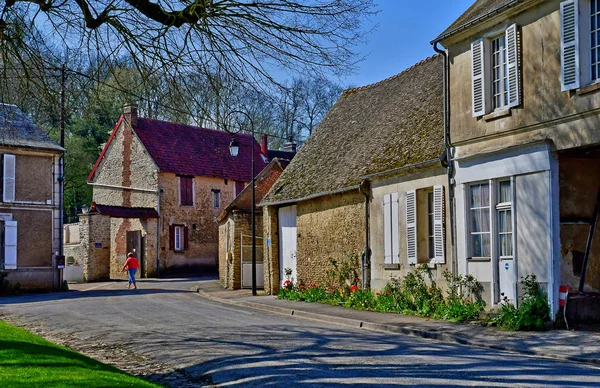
left=134, top=118, right=266, bottom=182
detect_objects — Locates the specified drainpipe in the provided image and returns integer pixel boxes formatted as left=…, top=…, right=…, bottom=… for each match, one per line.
left=433, top=41, right=458, bottom=276
left=156, top=188, right=161, bottom=278
left=359, top=180, right=371, bottom=289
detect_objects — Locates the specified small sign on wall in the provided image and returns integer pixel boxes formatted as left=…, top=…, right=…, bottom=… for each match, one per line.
left=267, top=238, right=271, bottom=247
left=95, top=242, right=102, bottom=248
left=56, top=255, right=65, bottom=269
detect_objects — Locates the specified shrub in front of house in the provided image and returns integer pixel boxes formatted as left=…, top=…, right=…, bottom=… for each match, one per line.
left=488, top=274, right=550, bottom=331
left=278, top=262, right=486, bottom=323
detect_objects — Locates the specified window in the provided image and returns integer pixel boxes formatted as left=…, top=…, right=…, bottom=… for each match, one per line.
left=469, top=183, right=491, bottom=258
left=471, top=24, right=520, bottom=117
left=169, top=225, right=187, bottom=252
left=2, top=154, right=15, bottom=203
left=383, top=192, right=399, bottom=265
left=428, top=191, right=435, bottom=259
left=179, top=176, right=193, bottom=206
left=212, top=189, right=221, bottom=208
left=497, top=181, right=513, bottom=258
left=561, top=0, right=600, bottom=89
left=407, top=186, right=445, bottom=265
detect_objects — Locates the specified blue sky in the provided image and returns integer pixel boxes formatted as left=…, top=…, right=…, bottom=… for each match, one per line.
left=340, top=0, right=474, bottom=87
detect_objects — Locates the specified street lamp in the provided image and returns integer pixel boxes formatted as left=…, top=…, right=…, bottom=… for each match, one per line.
left=225, top=110, right=257, bottom=296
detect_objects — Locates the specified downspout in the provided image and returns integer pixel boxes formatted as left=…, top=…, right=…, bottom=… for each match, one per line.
left=359, top=180, right=371, bottom=289
left=433, top=41, right=458, bottom=276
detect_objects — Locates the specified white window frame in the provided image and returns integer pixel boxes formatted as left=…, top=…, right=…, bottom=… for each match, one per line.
left=174, top=225, right=183, bottom=252
left=496, top=180, right=514, bottom=259
left=471, top=24, right=520, bottom=116
left=468, top=182, right=492, bottom=259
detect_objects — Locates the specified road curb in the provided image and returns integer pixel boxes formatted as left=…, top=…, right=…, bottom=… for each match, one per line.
left=193, top=289, right=600, bottom=366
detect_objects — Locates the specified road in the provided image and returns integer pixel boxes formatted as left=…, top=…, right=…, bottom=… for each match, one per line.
left=1, top=278, right=599, bottom=387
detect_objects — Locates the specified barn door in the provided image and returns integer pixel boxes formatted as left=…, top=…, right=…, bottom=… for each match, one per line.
left=278, top=205, right=297, bottom=286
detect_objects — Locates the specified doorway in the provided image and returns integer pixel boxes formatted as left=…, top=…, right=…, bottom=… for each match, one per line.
left=278, top=205, right=297, bottom=286
left=126, top=230, right=145, bottom=277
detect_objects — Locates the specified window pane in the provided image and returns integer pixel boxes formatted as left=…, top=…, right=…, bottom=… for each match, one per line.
left=499, top=210, right=506, bottom=232
left=429, top=236, right=435, bottom=258
left=593, top=0, right=596, bottom=14
left=481, top=183, right=490, bottom=207
left=500, top=234, right=513, bottom=257
left=472, top=209, right=481, bottom=232
left=499, top=181, right=511, bottom=203
left=481, top=208, right=490, bottom=232
left=472, top=234, right=482, bottom=257
left=428, top=214, right=434, bottom=235
left=471, top=185, right=481, bottom=208
left=481, top=233, right=491, bottom=257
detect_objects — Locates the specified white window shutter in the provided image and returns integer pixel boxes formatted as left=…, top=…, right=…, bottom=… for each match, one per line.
left=561, top=0, right=580, bottom=91
left=391, top=192, right=399, bottom=264
left=471, top=39, right=487, bottom=117
left=506, top=24, right=520, bottom=107
left=433, top=185, right=446, bottom=264
left=383, top=194, right=392, bottom=264
left=4, top=220, right=17, bottom=269
left=406, top=190, right=417, bottom=265
left=3, top=154, right=15, bottom=203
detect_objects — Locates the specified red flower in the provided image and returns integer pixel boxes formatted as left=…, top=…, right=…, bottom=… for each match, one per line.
left=466, top=299, right=471, bottom=303
left=350, top=285, right=359, bottom=292
left=376, top=292, right=381, bottom=295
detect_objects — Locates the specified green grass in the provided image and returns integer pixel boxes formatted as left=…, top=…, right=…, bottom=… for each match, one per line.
left=0, top=320, right=163, bottom=388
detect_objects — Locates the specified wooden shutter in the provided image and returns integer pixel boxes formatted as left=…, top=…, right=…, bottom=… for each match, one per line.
left=383, top=194, right=392, bottom=264
left=183, top=226, right=189, bottom=251
left=406, top=190, right=417, bottom=265
left=3, top=154, right=15, bottom=203
left=169, top=225, right=175, bottom=251
left=391, top=192, right=399, bottom=264
left=433, top=185, right=446, bottom=264
left=506, top=24, right=520, bottom=107
left=471, top=39, right=487, bottom=117
left=561, top=0, right=580, bottom=91
left=4, top=220, right=17, bottom=269
left=187, top=178, right=193, bottom=206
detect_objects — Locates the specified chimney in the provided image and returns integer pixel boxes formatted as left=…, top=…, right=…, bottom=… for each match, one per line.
left=123, top=103, right=138, bottom=127
left=261, top=133, right=269, bottom=159
left=283, top=141, right=297, bottom=154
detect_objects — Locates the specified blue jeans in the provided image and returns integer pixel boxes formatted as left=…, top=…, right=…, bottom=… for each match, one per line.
left=128, top=268, right=137, bottom=284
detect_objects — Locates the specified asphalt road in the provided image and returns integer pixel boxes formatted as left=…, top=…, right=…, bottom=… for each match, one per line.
left=1, top=278, right=599, bottom=387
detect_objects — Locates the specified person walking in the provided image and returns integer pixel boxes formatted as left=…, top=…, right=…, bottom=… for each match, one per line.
left=122, top=252, right=140, bottom=290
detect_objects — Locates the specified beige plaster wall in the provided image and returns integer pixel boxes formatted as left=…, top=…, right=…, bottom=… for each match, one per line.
left=295, top=192, right=365, bottom=286
left=447, top=0, right=600, bottom=157
left=369, top=168, right=451, bottom=291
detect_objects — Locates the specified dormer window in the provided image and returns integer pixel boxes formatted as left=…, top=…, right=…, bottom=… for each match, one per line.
left=471, top=24, right=520, bottom=117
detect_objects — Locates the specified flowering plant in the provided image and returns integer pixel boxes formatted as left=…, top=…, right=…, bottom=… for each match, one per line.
left=350, top=285, right=359, bottom=292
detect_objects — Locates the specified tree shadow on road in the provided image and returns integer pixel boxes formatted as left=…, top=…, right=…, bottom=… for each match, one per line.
left=0, top=288, right=189, bottom=305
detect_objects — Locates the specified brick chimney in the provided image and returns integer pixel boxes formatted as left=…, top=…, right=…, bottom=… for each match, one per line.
left=283, top=141, right=297, bottom=153
left=123, top=103, right=138, bottom=127
left=261, top=133, right=269, bottom=159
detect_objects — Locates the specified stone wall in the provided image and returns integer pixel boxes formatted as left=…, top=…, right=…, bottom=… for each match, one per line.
left=80, top=213, right=111, bottom=282
left=110, top=217, right=158, bottom=279
left=296, top=192, right=365, bottom=287
left=159, top=173, right=235, bottom=273
left=263, top=206, right=280, bottom=294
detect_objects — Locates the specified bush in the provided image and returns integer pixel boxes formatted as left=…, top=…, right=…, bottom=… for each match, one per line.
left=488, top=274, right=549, bottom=331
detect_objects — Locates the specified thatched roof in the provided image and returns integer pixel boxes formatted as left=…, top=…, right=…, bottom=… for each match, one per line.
left=0, top=104, right=63, bottom=152
left=433, top=0, right=524, bottom=43
left=261, top=55, right=444, bottom=206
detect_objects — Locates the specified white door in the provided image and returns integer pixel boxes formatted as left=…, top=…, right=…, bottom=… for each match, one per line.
left=499, top=258, right=516, bottom=304
left=278, top=205, right=297, bottom=285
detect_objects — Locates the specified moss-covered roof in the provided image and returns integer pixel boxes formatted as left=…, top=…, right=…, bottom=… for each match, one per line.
left=262, top=55, right=444, bottom=206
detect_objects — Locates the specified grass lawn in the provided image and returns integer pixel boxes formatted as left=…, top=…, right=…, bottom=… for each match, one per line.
left=0, top=320, right=163, bottom=387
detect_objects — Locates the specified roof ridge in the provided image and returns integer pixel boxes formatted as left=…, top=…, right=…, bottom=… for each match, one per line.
left=341, top=54, right=442, bottom=97
left=137, top=116, right=216, bottom=132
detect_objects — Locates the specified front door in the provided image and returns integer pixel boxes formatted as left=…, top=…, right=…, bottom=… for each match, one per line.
left=278, top=205, right=297, bottom=285
left=126, top=231, right=142, bottom=276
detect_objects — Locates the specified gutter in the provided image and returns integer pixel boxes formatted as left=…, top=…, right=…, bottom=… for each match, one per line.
left=260, top=185, right=360, bottom=207
left=431, top=0, right=522, bottom=44
left=432, top=41, right=458, bottom=277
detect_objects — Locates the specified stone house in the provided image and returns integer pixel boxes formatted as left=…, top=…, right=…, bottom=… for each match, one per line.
left=0, top=104, right=64, bottom=290
left=260, top=56, right=448, bottom=294
left=75, top=103, right=267, bottom=281
left=432, top=0, right=600, bottom=318
left=217, top=157, right=290, bottom=289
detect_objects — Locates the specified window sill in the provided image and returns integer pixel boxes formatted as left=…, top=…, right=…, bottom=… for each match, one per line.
left=383, top=263, right=400, bottom=270
left=467, top=257, right=491, bottom=262
left=576, top=82, right=600, bottom=96
left=483, top=108, right=511, bottom=122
